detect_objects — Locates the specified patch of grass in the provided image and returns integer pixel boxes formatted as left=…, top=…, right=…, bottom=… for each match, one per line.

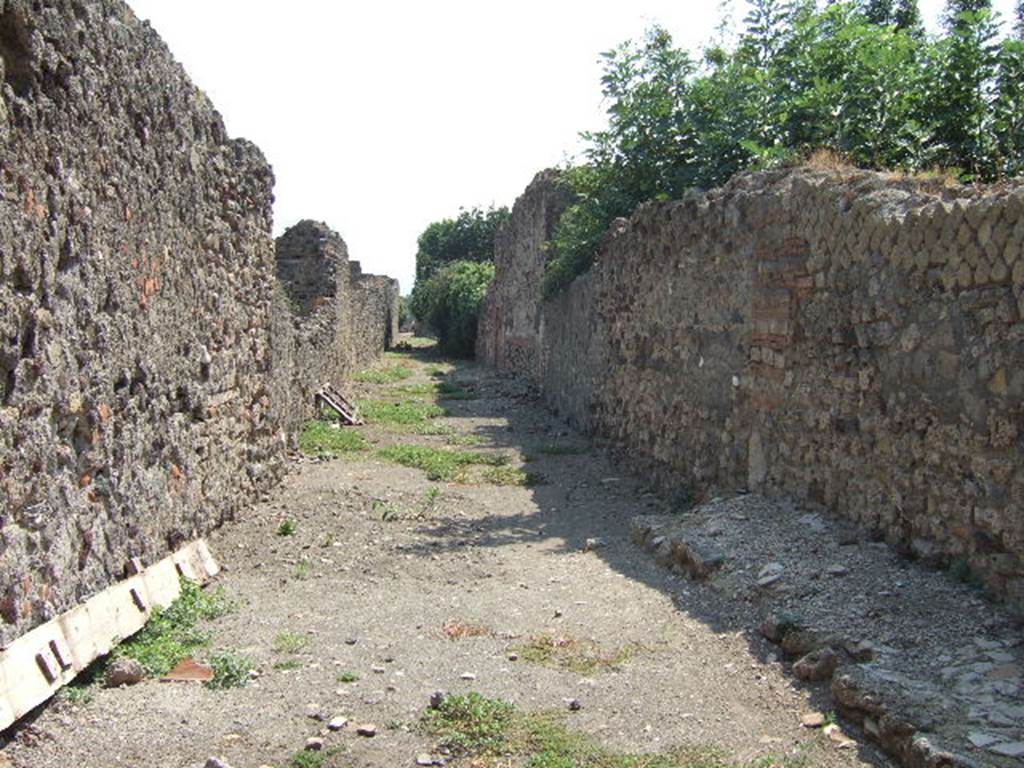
left=353, top=365, right=414, bottom=383
left=277, top=519, right=298, bottom=537
left=423, top=692, right=515, bottom=756
left=289, top=747, right=340, bottom=768
left=206, top=651, right=254, bottom=689
left=293, top=558, right=313, bottom=580
left=537, top=443, right=588, bottom=456
left=413, top=421, right=456, bottom=436
left=274, top=631, right=310, bottom=654
left=358, top=399, right=446, bottom=428
left=273, top=658, right=303, bottom=671
left=373, top=498, right=405, bottom=521
left=483, top=467, right=546, bottom=487
left=377, top=445, right=506, bottom=481
left=438, top=380, right=478, bottom=400
left=392, top=382, right=440, bottom=397
left=393, top=336, right=437, bottom=350
left=423, top=695, right=748, bottom=767
left=442, top=621, right=493, bottom=640
left=427, top=365, right=451, bottom=378
left=57, top=680, right=95, bottom=706
left=111, top=579, right=229, bottom=677
left=446, top=433, right=485, bottom=446
left=298, top=420, right=368, bottom=458
left=511, top=634, right=638, bottom=675
left=337, top=671, right=360, bottom=683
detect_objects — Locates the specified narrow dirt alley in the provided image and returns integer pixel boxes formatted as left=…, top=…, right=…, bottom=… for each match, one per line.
left=1, top=341, right=889, bottom=768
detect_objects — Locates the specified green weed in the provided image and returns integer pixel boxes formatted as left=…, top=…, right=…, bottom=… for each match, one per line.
left=392, top=382, right=439, bottom=397
left=373, top=498, right=405, bottom=521
left=511, top=634, right=638, bottom=675
left=353, top=365, right=414, bottom=383
left=377, top=445, right=506, bottom=481
left=298, top=420, right=368, bottom=458
left=423, top=692, right=515, bottom=756
left=289, top=747, right=340, bottom=768
left=337, top=671, right=360, bottom=683
left=438, top=380, right=478, bottom=400
left=206, top=651, right=253, bottom=689
left=357, top=399, right=446, bottom=428
left=483, top=467, right=546, bottom=487
left=274, top=631, right=309, bottom=654
left=445, top=433, right=485, bottom=446
left=111, top=579, right=229, bottom=677
left=272, top=659, right=302, bottom=671
left=293, top=558, right=313, bottom=580
left=422, top=694, right=750, bottom=767
left=277, top=519, right=298, bottom=537
left=537, top=443, right=588, bottom=456
left=57, top=681, right=95, bottom=706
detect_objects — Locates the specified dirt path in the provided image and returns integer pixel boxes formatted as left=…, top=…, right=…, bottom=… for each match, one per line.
left=1, top=342, right=888, bottom=768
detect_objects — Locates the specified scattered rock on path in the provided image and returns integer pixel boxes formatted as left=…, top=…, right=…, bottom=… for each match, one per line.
left=793, top=648, right=839, bottom=682
left=327, top=716, right=348, bottom=731
left=429, top=691, right=446, bottom=709
left=105, top=658, right=144, bottom=687
left=304, top=737, right=324, bottom=751
left=583, top=537, right=606, bottom=552
left=757, top=562, right=784, bottom=587
left=356, top=723, right=377, bottom=737
left=204, top=759, right=233, bottom=768
left=801, top=712, right=826, bottom=728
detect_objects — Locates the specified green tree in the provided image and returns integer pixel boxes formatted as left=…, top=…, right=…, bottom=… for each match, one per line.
left=862, top=0, right=895, bottom=24
left=996, top=18, right=1024, bottom=174
left=410, top=261, right=494, bottom=357
left=893, top=0, right=924, bottom=34
left=414, top=206, right=509, bottom=283
left=932, top=0, right=1001, bottom=177
left=792, top=3, right=933, bottom=168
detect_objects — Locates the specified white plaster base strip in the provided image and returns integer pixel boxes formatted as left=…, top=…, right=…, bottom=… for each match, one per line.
left=0, top=539, right=219, bottom=732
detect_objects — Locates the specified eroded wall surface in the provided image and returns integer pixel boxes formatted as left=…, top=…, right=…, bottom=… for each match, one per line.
left=481, top=168, right=1024, bottom=608
left=272, top=220, right=399, bottom=436
left=0, top=2, right=396, bottom=645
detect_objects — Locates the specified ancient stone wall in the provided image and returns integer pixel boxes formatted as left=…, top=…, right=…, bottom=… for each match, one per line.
left=0, top=2, right=396, bottom=645
left=482, top=167, right=1024, bottom=609
left=348, top=263, right=400, bottom=367
left=271, top=220, right=399, bottom=437
left=477, top=169, right=573, bottom=378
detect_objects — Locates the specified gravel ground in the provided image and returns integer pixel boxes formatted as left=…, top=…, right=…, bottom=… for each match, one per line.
left=0, top=344, right=888, bottom=768
left=631, top=493, right=1024, bottom=765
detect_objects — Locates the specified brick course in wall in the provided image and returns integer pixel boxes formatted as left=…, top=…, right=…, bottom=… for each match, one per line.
left=480, top=168, right=1024, bottom=610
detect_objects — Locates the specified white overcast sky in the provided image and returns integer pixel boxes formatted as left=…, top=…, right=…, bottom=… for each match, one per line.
left=125, top=0, right=1016, bottom=293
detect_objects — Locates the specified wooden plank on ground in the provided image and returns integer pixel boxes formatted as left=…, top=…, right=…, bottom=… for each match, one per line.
left=0, top=539, right=219, bottom=732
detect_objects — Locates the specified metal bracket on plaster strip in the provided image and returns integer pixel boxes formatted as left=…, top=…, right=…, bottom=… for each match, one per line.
left=0, top=539, right=219, bottom=732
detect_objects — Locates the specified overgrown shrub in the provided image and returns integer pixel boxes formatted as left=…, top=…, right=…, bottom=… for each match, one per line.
left=544, top=0, right=1024, bottom=296
left=410, top=260, right=494, bottom=357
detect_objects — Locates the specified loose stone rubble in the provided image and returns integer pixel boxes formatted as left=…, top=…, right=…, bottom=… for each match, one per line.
left=632, top=494, right=1024, bottom=767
